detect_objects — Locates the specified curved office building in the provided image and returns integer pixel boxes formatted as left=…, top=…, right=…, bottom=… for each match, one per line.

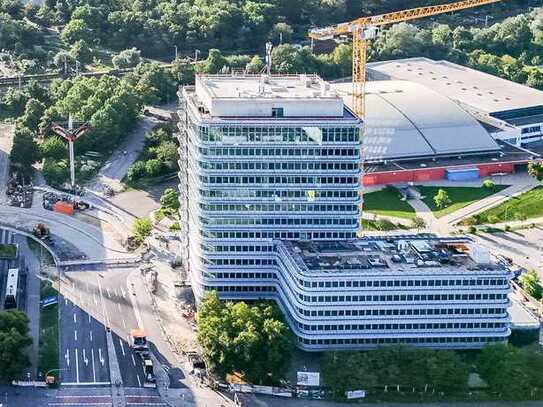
left=177, top=74, right=512, bottom=351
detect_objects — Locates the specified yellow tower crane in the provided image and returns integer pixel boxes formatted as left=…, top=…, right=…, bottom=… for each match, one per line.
left=309, top=0, right=503, bottom=118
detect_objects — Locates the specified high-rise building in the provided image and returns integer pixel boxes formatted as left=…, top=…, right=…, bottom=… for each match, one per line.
left=177, top=74, right=512, bottom=351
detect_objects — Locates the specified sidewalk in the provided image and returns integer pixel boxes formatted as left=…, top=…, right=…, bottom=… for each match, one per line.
left=441, top=181, right=538, bottom=226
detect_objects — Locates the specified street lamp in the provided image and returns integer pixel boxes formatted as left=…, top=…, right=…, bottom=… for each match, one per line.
left=51, top=115, right=90, bottom=192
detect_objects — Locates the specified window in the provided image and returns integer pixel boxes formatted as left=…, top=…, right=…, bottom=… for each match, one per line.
left=272, top=107, right=284, bottom=118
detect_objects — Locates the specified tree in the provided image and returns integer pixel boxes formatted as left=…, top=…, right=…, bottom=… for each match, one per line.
left=528, top=160, right=543, bottom=181
left=197, top=291, right=292, bottom=384
left=198, top=49, right=227, bottom=74
left=519, top=269, right=543, bottom=300
left=0, top=310, right=32, bottom=380
left=126, top=161, right=146, bottom=181
left=246, top=55, right=264, bottom=74
left=160, top=187, right=180, bottom=211
left=42, top=159, right=69, bottom=187
left=10, top=126, right=40, bottom=172
left=144, top=159, right=164, bottom=177
left=61, top=18, right=92, bottom=45
left=270, top=22, right=293, bottom=43
left=154, top=141, right=178, bottom=168
left=112, top=48, right=141, bottom=69
left=478, top=344, right=532, bottom=400
left=483, top=179, right=495, bottom=189
left=132, top=218, right=152, bottom=243
left=69, top=40, right=93, bottom=65
left=19, top=98, right=46, bottom=132
left=40, top=136, right=66, bottom=160
left=433, top=189, right=451, bottom=209
left=411, top=216, right=426, bottom=230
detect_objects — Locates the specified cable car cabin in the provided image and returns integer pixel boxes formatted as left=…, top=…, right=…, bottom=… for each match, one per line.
left=4, top=268, right=19, bottom=309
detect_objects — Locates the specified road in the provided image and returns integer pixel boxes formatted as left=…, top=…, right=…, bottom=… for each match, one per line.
left=0, top=124, right=14, bottom=205
left=87, top=116, right=158, bottom=194
left=59, top=269, right=149, bottom=388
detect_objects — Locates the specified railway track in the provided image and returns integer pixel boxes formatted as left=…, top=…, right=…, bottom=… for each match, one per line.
left=0, top=65, right=172, bottom=92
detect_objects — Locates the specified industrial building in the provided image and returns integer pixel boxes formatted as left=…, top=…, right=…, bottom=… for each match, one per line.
left=335, top=57, right=543, bottom=185
left=176, top=73, right=513, bottom=351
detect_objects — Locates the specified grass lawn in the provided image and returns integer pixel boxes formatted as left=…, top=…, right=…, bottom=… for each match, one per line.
left=470, top=186, right=543, bottom=224
left=418, top=185, right=509, bottom=218
left=38, top=281, right=59, bottom=380
left=0, top=243, right=17, bottom=259
left=364, top=186, right=416, bottom=220
left=361, top=218, right=408, bottom=232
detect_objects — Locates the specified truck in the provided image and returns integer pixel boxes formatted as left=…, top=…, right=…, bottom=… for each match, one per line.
left=130, top=328, right=148, bottom=352
left=142, top=353, right=156, bottom=386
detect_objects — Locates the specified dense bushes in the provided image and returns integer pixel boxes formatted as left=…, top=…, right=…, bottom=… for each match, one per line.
left=126, top=125, right=178, bottom=183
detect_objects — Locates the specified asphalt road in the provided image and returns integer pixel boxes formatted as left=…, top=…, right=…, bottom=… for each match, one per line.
left=59, top=270, right=148, bottom=388
left=59, top=282, right=110, bottom=386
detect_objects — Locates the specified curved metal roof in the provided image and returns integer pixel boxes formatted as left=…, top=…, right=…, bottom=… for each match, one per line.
left=333, top=80, right=500, bottom=162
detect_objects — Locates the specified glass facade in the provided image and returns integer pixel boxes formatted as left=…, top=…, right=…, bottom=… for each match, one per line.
left=177, top=80, right=511, bottom=351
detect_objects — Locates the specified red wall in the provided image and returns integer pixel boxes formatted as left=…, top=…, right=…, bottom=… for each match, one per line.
left=363, top=162, right=516, bottom=186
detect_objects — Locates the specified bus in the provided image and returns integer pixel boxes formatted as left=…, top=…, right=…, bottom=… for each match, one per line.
left=4, top=268, right=19, bottom=309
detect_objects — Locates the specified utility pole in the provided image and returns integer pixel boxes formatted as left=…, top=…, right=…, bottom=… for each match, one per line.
left=265, top=42, right=273, bottom=76
left=51, top=115, right=90, bottom=191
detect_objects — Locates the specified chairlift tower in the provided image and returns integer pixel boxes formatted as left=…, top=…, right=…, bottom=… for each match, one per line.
left=51, top=115, right=89, bottom=191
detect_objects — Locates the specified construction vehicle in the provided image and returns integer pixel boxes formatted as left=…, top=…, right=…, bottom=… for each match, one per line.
left=33, top=223, right=49, bottom=239
left=142, top=353, right=156, bottom=386
left=130, top=328, right=149, bottom=351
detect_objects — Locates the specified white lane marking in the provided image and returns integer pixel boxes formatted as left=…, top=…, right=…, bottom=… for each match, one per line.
left=99, top=348, right=105, bottom=366
left=90, top=330, right=93, bottom=342
left=65, top=298, right=68, bottom=305
left=83, top=348, right=89, bottom=366
left=91, top=348, right=96, bottom=382
left=136, top=374, right=141, bottom=387
left=54, top=395, right=112, bottom=399
left=58, top=382, right=111, bottom=387
left=65, top=349, right=70, bottom=367
left=74, top=330, right=78, bottom=342
left=131, top=354, right=136, bottom=366
left=122, top=317, right=126, bottom=329
left=96, top=277, right=110, bottom=327
left=120, top=287, right=126, bottom=298
left=88, top=314, right=91, bottom=323
left=73, top=313, right=77, bottom=324
left=114, top=288, right=119, bottom=297
left=75, top=348, right=80, bottom=383
left=127, top=279, right=144, bottom=330
left=106, top=288, right=111, bottom=298
left=119, top=339, right=126, bottom=356
left=48, top=402, right=112, bottom=405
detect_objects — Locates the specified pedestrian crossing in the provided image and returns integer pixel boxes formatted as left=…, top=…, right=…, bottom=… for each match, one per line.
left=48, top=388, right=168, bottom=406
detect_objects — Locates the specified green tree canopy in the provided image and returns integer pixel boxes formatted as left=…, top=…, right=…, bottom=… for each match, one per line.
left=433, top=189, right=451, bottom=209
left=197, top=291, right=293, bottom=384
left=160, top=187, right=180, bottom=211
left=519, top=269, right=543, bottom=299
left=0, top=310, right=32, bottom=380
left=10, top=126, right=41, bottom=172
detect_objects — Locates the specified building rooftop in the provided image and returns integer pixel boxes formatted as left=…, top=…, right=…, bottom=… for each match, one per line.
left=333, top=80, right=500, bottom=162
left=367, top=57, right=543, bottom=116
left=282, top=236, right=511, bottom=276
left=193, top=74, right=348, bottom=119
